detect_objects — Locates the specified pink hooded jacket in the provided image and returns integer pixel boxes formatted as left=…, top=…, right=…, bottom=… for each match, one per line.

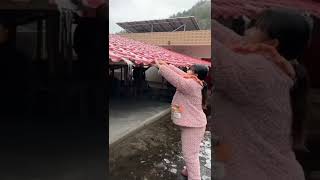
left=212, top=19, right=305, bottom=180
left=159, top=64, right=207, bottom=128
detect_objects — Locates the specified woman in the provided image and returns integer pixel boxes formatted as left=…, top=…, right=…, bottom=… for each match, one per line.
left=212, top=8, right=311, bottom=179
left=154, top=60, right=209, bottom=180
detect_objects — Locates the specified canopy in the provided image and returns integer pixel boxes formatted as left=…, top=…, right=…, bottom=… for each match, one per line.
left=117, top=16, right=200, bottom=33
left=213, top=0, right=320, bottom=19
left=109, top=35, right=211, bottom=67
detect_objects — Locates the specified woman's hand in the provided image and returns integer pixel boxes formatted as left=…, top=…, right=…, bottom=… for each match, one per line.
left=161, top=60, right=167, bottom=64
left=158, top=60, right=168, bottom=65
left=154, top=60, right=167, bottom=68
left=154, top=59, right=160, bottom=68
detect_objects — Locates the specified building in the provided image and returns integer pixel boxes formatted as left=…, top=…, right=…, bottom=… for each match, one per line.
left=116, top=16, right=211, bottom=61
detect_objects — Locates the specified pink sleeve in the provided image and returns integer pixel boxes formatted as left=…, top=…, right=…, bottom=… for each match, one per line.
left=159, top=65, right=189, bottom=93
left=168, top=64, right=187, bottom=76
left=213, top=40, right=269, bottom=104
left=212, top=19, right=244, bottom=46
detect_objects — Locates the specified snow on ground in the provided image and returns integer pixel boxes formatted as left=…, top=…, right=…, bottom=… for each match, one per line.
left=200, top=131, right=212, bottom=179
left=160, top=131, right=212, bottom=179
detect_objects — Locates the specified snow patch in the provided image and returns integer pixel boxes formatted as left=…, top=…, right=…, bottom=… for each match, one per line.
left=200, top=131, right=212, bottom=170
left=163, top=159, right=170, bottom=164
left=202, top=175, right=211, bottom=180
left=169, top=168, right=177, bottom=174
left=204, top=159, right=211, bottom=169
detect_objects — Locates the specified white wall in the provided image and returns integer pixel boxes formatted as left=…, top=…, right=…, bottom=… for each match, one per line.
left=145, top=67, right=166, bottom=89
left=112, top=66, right=166, bottom=89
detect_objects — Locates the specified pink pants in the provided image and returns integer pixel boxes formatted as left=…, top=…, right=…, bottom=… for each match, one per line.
left=181, top=126, right=206, bottom=180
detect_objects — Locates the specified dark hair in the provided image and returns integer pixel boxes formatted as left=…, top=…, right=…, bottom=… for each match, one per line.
left=190, top=64, right=209, bottom=107
left=255, top=8, right=312, bottom=150
left=255, top=8, right=311, bottom=60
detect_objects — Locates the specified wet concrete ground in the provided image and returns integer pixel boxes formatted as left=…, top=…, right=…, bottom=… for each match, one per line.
left=109, top=97, right=170, bottom=145
left=109, top=115, right=211, bottom=180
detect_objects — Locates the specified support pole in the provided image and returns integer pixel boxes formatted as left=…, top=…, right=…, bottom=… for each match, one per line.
left=172, top=24, right=186, bottom=32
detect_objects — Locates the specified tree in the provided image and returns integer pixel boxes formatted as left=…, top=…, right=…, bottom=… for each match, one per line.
left=169, top=0, right=210, bottom=30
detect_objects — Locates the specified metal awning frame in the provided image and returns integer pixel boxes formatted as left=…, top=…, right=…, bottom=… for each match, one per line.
left=117, top=16, right=200, bottom=33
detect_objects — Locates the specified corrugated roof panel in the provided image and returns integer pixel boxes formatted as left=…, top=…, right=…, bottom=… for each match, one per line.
left=117, top=16, right=201, bottom=33
left=109, top=35, right=211, bottom=67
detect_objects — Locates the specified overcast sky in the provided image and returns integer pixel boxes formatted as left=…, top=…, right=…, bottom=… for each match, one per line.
left=109, top=0, right=201, bottom=33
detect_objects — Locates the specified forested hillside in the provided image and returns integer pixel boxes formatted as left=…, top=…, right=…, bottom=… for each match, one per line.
left=170, top=0, right=210, bottom=30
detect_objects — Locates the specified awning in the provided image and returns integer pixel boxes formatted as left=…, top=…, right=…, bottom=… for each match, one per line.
left=117, top=16, right=200, bottom=33
left=213, top=0, right=320, bottom=19
left=109, top=35, right=211, bottom=67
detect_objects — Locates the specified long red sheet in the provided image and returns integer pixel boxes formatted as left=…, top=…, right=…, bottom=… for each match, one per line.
left=109, top=35, right=211, bottom=67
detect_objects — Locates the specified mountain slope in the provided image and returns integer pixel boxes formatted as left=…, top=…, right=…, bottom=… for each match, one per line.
left=170, top=0, right=211, bottom=30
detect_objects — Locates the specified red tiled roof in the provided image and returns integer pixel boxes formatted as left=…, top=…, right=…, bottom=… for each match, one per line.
left=213, top=0, right=320, bottom=19
left=109, top=35, right=211, bottom=67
